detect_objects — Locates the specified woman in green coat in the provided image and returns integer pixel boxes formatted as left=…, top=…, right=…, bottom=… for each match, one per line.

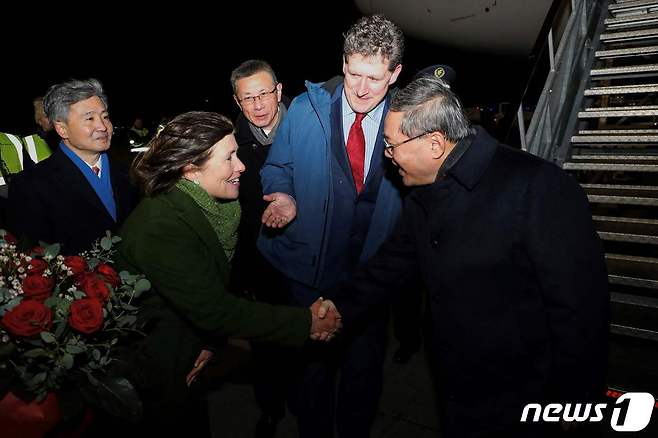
left=116, top=111, right=340, bottom=436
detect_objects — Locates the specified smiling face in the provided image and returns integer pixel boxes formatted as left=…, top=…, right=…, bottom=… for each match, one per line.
left=234, top=71, right=282, bottom=131
left=54, top=96, right=112, bottom=164
left=184, top=134, right=245, bottom=200
left=383, top=111, right=444, bottom=187
left=342, top=53, right=401, bottom=114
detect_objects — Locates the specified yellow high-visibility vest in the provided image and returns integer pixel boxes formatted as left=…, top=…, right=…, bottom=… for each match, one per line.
left=23, top=134, right=52, bottom=163
left=0, top=132, right=26, bottom=185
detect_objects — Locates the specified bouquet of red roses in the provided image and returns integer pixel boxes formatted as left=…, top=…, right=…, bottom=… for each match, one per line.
left=0, top=229, right=150, bottom=429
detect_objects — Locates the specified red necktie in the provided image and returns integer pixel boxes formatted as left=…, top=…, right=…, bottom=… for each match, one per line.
left=92, top=165, right=100, bottom=176
left=346, top=113, right=366, bottom=193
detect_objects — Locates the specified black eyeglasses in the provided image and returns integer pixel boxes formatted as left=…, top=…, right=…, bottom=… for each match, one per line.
left=383, top=131, right=430, bottom=153
left=237, top=85, right=278, bottom=106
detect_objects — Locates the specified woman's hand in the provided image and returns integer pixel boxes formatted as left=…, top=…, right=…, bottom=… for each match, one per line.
left=186, top=349, right=214, bottom=387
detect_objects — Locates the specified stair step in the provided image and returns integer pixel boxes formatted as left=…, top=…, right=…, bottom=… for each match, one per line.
left=571, top=154, right=658, bottom=160
left=607, top=253, right=658, bottom=280
left=596, top=44, right=658, bottom=58
left=591, top=63, right=658, bottom=76
left=600, top=27, right=658, bottom=43
left=589, top=194, right=658, bottom=206
left=611, top=291, right=658, bottom=308
left=584, top=83, right=658, bottom=95
left=599, top=230, right=658, bottom=244
left=583, top=183, right=658, bottom=198
left=611, top=324, right=658, bottom=341
left=565, top=162, right=658, bottom=171
left=606, top=11, right=658, bottom=28
left=610, top=273, right=658, bottom=288
left=579, top=108, right=658, bottom=118
left=609, top=0, right=658, bottom=15
left=572, top=134, right=658, bottom=142
left=579, top=129, right=658, bottom=134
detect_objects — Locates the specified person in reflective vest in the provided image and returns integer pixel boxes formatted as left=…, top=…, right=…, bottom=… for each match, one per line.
left=22, top=97, right=54, bottom=163
left=0, top=132, right=29, bottom=185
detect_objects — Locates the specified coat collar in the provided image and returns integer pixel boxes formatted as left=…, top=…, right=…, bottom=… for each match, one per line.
left=444, top=126, right=498, bottom=191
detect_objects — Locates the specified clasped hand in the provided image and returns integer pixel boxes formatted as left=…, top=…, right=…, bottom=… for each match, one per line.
left=309, top=297, right=342, bottom=341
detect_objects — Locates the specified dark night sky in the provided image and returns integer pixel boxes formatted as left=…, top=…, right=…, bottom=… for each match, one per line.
left=1, top=2, right=530, bottom=136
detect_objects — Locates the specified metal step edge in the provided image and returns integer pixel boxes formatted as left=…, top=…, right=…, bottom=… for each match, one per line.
left=572, top=135, right=658, bottom=142
left=606, top=252, right=658, bottom=263
left=606, top=11, right=658, bottom=26
left=610, top=274, right=658, bottom=288
left=600, top=28, right=658, bottom=41
left=593, top=215, right=658, bottom=225
left=583, top=183, right=658, bottom=190
left=588, top=194, right=658, bottom=206
left=584, top=84, right=658, bottom=95
left=564, top=163, right=658, bottom=171
left=598, top=230, right=658, bottom=244
left=596, top=45, right=658, bottom=58
left=579, top=110, right=658, bottom=117
left=591, top=64, right=658, bottom=75
left=611, top=291, right=658, bottom=308
left=579, top=129, right=658, bottom=134
left=610, top=324, right=658, bottom=341
left=572, top=154, right=658, bottom=160
left=585, top=105, right=658, bottom=110
left=609, top=0, right=658, bottom=12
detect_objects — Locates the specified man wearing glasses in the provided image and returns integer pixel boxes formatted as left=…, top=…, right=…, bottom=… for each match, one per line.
left=258, top=15, right=406, bottom=438
left=324, top=76, right=609, bottom=437
left=229, top=59, right=290, bottom=438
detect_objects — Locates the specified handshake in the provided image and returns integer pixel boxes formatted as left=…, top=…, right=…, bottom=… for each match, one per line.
left=309, top=297, right=342, bottom=341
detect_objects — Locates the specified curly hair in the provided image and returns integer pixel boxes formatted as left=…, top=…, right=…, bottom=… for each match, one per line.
left=132, top=111, right=234, bottom=196
left=343, top=14, right=404, bottom=71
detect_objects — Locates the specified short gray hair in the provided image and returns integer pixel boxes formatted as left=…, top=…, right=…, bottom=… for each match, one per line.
left=390, top=76, right=471, bottom=143
left=343, top=15, right=404, bottom=71
left=43, top=78, right=108, bottom=123
left=230, top=59, right=278, bottom=93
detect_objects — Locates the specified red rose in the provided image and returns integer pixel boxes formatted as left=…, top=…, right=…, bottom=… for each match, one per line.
left=96, top=263, right=120, bottom=288
left=69, top=299, right=104, bottom=334
left=21, top=275, right=55, bottom=301
left=1, top=300, right=52, bottom=337
left=78, top=273, right=110, bottom=302
left=63, top=256, right=87, bottom=276
left=27, top=259, right=48, bottom=276
left=2, top=231, right=17, bottom=245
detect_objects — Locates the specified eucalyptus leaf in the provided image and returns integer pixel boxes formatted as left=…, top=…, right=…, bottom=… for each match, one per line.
left=118, top=315, right=137, bottom=328
left=111, top=236, right=122, bottom=244
left=73, top=290, right=86, bottom=299
left=24, top=348, right=48, bottom=358
left=60, top=353, right=74, bottom=369
left=32, top=371, right=47, bottom=384
left=100, top=237, right=112, bottom=251
left=40, top=332, right=57, bottom=344
left=44, top=243, right=61, bottom=258
left=44, top=296, right=61, bottom=307
left=54, top=321, right=67, bottom=338
left=0, top=296, right=22, bottom=315
left=134, top=278, right=151, bottom=295
left=92, top=349, right=101, bottom=361
left=65, top=343, right=87, bottom=354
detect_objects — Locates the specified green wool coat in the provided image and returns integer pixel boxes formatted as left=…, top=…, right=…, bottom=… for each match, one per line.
left=116, top=187, right=310, bottom=407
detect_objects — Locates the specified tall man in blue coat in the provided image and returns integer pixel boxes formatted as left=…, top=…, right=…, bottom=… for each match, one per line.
left=258, top=14, right=405, bottom=438
left=324, top=76, right=610, bottom=437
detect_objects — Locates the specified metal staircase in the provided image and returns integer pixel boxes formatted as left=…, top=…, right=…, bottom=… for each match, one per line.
left=566, top=0, right=658, bottom=349
left=520, top=0, right=658, bottom=396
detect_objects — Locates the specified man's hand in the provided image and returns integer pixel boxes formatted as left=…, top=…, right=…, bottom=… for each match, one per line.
left=309, top=298, right=342, bottom=341
left=262, top=192, right=297, bottom=228
left=185, top=349, right=214, bottom=387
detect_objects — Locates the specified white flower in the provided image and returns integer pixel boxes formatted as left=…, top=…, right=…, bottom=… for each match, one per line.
left=24, top=256, right=32, bottom=262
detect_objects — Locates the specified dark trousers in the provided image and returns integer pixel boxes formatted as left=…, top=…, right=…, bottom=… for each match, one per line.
left=391, top=286, right=423, bottom=352
left=287, top=279, right=388, bottom=438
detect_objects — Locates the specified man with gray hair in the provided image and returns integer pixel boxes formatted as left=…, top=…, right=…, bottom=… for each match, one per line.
left=8, top=78, right=137, bottom=254
left=323, top=76, right=609, bottom=437
left=258, top=14, right=406, bottom=438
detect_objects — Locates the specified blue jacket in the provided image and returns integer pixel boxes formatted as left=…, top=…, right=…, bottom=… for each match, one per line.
left=258, top=78, right=403, bottom=289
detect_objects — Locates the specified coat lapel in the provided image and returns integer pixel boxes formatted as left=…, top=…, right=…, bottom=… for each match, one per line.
left=166, top=188, right=231, bottom=280
left=49, top=149, right=115, bottom=222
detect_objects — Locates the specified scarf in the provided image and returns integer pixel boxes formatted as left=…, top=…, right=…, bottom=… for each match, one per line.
left=175, top=179, right=241, bottom=262
left=247, top=103, right=288, bottom=146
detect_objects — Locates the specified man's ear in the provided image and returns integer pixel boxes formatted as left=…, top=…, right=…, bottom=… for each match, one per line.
left=233, top=95, right=242, bottom=111
left=53, top=120, right=68, bottom=140
left=276, top=82, right=283, bottom=102
left=388, top=64, right=403, bottom=86
left=429, top=132, right=446, bottom=159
